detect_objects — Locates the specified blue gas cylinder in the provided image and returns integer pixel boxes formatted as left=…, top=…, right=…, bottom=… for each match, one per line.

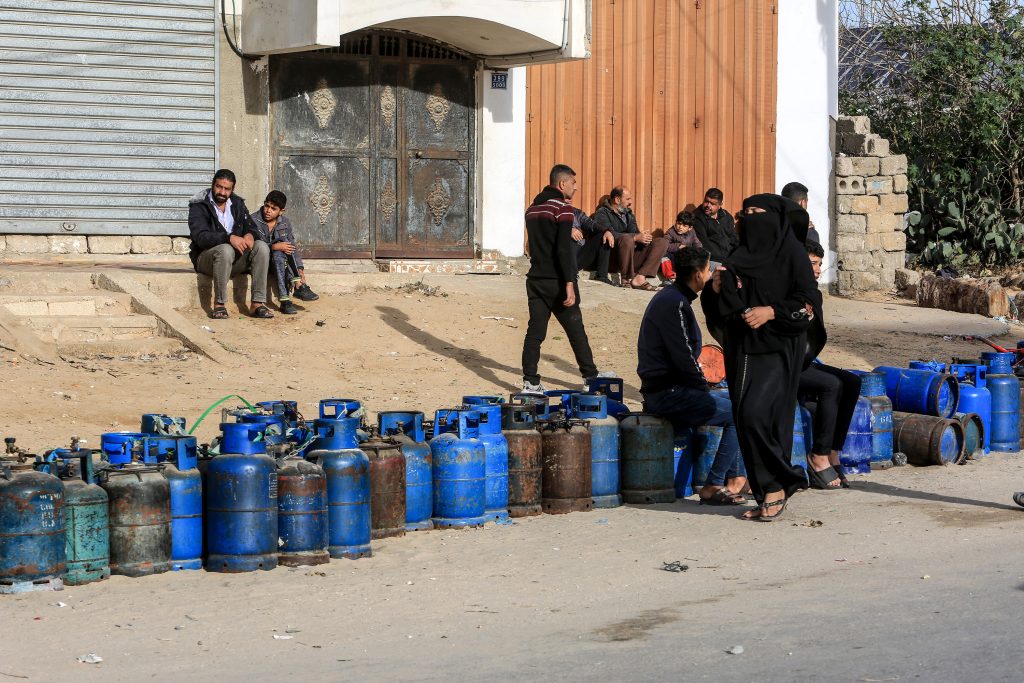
left=219, top=422, right=267, bottom=455
left=101, top=431, right=149, bottom=466
left=204, top=452, right=278, bottom=572
left=543, top=390, right=576, bottom=418
left=312, top=443, right=372, bottom=559
left=276, top=457, right=329, bottom=567
left=791, top=404, right=810, bottom=471
left=619, top=414, right=675, bottom=504
left=141, top=414, right=186, bottom=436
left=430, top=409, right=486, bottom=528
left=691, top=426, right=724, bottom=490
left=463, top=396, right=505, bottom=407
left=237, top=412, right=287, bottom=449
left=909, top=360, right=949, bottom=373
left=857, top=371, right=894, bottom=466
left=980, top=352, right=1020, bottom=452
left=509, top=393, right=553, bottom=419
left=672, top=429, right=694, bottom=498
left=1, top=443, right=66, bottom=592
left=872, top=366, right=960, bottom=418
left=146, top=435, right=203, bottom=571
left=584, top=378, right=629, bottom=417
left=256, top=400, right=300, bottom=427
left=839, top=398, right=873, bottom=475
left=47, top=445, right=109, bottom=586
left=571, top=393, right=621, bottom=509
left=949, top=364, right=991, bottom=455
left=379, top=411, right=433, bottom=532
left=956, top=412, right=985, bottom=460
left=312, top=416, right=360, bottom=453
left=461, top=400, right=509, bottom=523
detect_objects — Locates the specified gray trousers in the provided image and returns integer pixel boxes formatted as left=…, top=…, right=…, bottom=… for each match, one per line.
left=195, top=241, right=269, bottom=305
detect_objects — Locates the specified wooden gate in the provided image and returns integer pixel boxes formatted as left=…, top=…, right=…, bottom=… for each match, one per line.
left=270, top=34, right=475, bottom=258
left=525, top=0, right=779, bottom=231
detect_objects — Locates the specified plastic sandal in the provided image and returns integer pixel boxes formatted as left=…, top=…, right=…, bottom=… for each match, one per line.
left=807, top=464, right=841, bottom=490
left=699, top=488, right=745, bottom=506
left=251, top=305, right=274, bottom=319
left=208, top=306, right=229, bottom=320
left=758, top=497, right=788, bottom=522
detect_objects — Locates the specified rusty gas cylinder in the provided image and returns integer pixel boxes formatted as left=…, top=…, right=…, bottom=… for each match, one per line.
left=501, top=404, right=542, bottom=517
left=362, top=433, right=406, bottom=540
left=538, top=419, right=593, bottom=514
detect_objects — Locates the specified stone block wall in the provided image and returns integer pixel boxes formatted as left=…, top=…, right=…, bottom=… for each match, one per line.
left=0, top=234, right=190, bottom=256
left=833, top=115, right=909, bottom=293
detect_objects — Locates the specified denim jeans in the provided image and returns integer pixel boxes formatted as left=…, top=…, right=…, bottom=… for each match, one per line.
left=643, top=386, right=744, bottom=486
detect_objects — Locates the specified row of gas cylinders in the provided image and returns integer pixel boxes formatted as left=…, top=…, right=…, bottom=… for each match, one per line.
left=0, top=380, right=683, bottom=591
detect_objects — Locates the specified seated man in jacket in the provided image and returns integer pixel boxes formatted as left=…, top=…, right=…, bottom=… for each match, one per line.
left=691, top=187, right=737, bottom=264
left=637, top=245, right=747, bottom=504
left=592, top=186, right=668, bottom=291
left=187, top=168, right=272, bottom=319
left=572, top=207, right=615, bottom=286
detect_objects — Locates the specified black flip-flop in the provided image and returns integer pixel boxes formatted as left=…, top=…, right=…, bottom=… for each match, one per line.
left=251, top=304, right=274, bottom=319
left=209, top=306, right=229, bottom=320
left=699, top=488, right=745, bottom=506
left=758, top=497, right=788, bottom=522
left=808, top=464, right=842, bottom=490
left=1013, top=492, right=1024, bottom=508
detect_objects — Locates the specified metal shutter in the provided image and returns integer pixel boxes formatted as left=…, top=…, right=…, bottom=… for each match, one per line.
left=0, top=0, right=216, bottom=236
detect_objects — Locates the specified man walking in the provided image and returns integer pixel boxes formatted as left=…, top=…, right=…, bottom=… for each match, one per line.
left=521, top=164, right=603, bottom=394
left=691, top=187, right=737, bottom=264
left=188, top=169, right=272, bottom=319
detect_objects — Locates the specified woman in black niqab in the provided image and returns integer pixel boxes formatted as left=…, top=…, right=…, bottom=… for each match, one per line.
left=701, top=194, right=821, bottom=521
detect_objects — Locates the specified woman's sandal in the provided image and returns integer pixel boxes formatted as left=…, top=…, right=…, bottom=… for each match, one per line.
left=208, top=306, right=229, bottom=320
left=251, top=304, right=274, bottom=319
left=757, top=497, right=788, bottom=522
left=832, top=464, right=851, bottom=488
left=807, top=464, right=841, bottom=490
left=699, top=488, right=745, bottom=506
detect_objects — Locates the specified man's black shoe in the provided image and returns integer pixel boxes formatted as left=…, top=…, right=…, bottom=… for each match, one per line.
left=280, top=300, right=299, bottom=315
left=594, top=276, right=616, bottom=286
left=293, top=283, right=319, bottom=301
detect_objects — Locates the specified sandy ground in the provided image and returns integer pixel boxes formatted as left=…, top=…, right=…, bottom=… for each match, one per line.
left=1, top=274, right=1023, bottom=681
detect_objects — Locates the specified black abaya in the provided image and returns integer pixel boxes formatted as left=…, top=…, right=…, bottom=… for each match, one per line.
left=701, top=194, right=819, bottom=503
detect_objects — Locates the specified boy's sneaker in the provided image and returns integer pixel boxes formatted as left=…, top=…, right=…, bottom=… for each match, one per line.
left=279, top=300, right=299, bottom=315
left=293, top=283, right=319, bottom=301
left=521, top=380, right=546, bottom=395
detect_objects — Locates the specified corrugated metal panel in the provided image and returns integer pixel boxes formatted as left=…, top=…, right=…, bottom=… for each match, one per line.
left=525, top=0, right=778, bottom=232
left=0, top=0, right=216, bottom=236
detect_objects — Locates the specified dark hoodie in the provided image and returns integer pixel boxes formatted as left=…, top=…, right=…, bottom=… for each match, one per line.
left=525, top=186, right=577, bottom=283
left=592, top=199, right=640, bottom=235
left=186, top=188, right=258, bottom=269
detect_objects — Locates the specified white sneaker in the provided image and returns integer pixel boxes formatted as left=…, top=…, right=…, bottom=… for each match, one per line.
left=521, top=380, right=546, bottom=395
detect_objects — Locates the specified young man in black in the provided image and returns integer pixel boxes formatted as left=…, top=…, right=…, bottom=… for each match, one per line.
left=781, top=181, right=822, bottom=244
left=691, top=187, right=738, bottom=264
left=521, top=164, right=603, bottom=394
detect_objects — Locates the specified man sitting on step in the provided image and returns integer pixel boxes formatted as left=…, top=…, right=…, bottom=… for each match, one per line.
left=187, top=169, right=273, bottom=319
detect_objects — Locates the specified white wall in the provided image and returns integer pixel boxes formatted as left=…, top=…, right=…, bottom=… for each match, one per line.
left=480, top=68, right=528, bottom=257
left=776, top=0, right=839, bottom=283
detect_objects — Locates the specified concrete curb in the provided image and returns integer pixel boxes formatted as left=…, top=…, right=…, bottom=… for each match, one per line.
left=94, top=272, right=238, bottom=366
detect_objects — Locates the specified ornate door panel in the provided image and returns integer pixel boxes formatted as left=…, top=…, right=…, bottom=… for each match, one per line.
left=271, top=36, right=475, bottom=258
left=399, top=63, right=474, bottom=255
left=271, top=54, right=373, bottom=256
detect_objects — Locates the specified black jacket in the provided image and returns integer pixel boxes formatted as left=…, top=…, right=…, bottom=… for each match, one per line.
left=525, top=186, right=577, bottom=283
left=692, top=209, right=738, bottom=263
left=592, top=201, right=639, bottom=235
left=637, top=283, right=708, bottom=394
left=187, top=189, right=258, bottom=269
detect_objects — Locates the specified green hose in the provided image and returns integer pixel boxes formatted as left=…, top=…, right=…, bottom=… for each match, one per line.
left=187, top=394, right=257, bottom=435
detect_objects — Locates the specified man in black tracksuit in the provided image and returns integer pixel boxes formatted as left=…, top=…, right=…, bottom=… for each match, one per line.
left=187, top=168, right=272, bottom=319
left=521, top=164, right=601, bottom=394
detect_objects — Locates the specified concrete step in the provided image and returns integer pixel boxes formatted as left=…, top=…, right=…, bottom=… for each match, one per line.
left=25, top=314, right=160, bottom=343
left=0, top=292, right=134, bottom=317
left=57, top=337, right=185, bottom=359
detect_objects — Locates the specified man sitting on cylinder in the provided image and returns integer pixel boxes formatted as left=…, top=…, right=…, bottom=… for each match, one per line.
left=637, top=246, right=747, bottom=505
left=798, top=240, right=862, bottom=489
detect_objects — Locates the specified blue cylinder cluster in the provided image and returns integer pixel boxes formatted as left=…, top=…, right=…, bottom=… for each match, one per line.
left=571, top=393, right=621, bottom=509
left=431, top=409, right=486, bottom=528
left=872, top=366, right=960, bottom=418
left=379, top=411, right=433, bottom=532
left=979, top=352, right=1020, bottom=452
left=463, top=401, right=509, bottom=523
